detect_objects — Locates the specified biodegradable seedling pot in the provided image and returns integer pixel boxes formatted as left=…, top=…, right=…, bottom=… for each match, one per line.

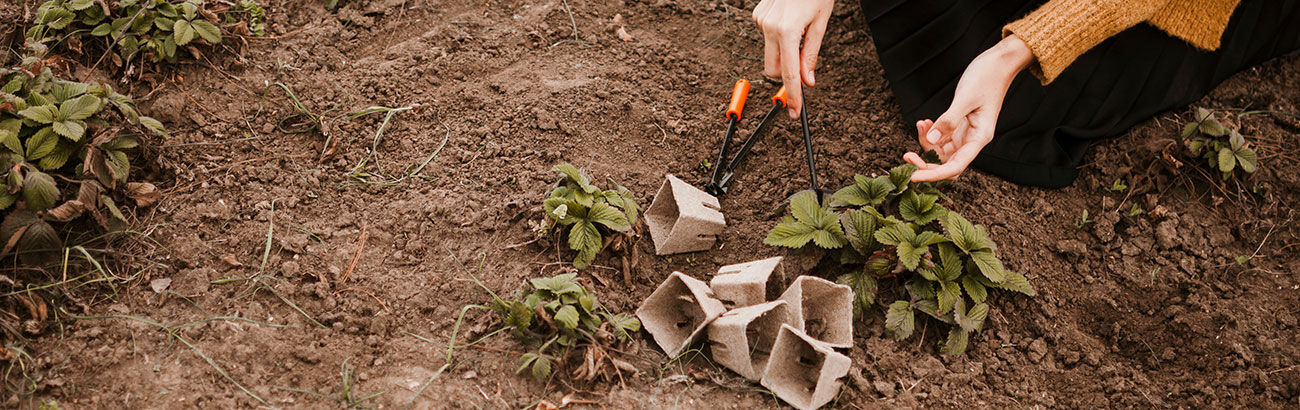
left=778, top=276, right=854, bottom=348
left=760, top=324, right=852, bottom=410
left=636, top=272, right=727, bottom=358
left=645, top=174, right=726, bottom=255
left=709, top=256, right=786, bottom=308
left=706, top=300, right=792, bottom=380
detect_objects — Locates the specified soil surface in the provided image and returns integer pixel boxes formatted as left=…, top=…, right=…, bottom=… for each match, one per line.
left=6, top=0, right=1300, bottom=408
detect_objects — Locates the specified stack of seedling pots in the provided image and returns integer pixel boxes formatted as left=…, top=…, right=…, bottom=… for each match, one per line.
left=637, top=257, right=855, bottom=410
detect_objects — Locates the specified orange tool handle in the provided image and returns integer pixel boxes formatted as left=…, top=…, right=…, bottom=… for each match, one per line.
left=726, top=79, right=751, bottom=120
left=772, top=85, right=788, bottom=108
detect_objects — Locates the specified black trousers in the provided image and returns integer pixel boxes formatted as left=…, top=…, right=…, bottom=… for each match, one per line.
left=862, top=0, right=1300, bottom=187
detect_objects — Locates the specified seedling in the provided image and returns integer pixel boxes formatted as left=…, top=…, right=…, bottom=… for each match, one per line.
left=486, top=272, right=641, bottom=382
left=764, top=164, right=1035, bottom=354
left=1127, top=204, right=1144, bottom=218
left=0, top=47, right=166, bottom=263
left=540, top=163, right=639, bottom=269
left=1110, top=178, right=1128, bottom=192
left=1075, top=209, right=1092, bottom=228
left=1182, top=108, right=1259, bottom=180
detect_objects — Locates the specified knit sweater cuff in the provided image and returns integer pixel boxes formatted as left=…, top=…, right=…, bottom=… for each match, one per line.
left=1003, top=0, right=1165, bottom=84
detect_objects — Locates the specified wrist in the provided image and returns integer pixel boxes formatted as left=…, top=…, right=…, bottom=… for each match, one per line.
left=992, top=34, right=1034, bottom=74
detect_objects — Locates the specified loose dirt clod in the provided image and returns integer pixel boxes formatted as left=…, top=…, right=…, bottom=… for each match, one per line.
left=706, top=300, right=792, bottom=380
left=636, top=272, right=726, bottom=358
left=645, top=175, right=725, bottom=255
left=709, top=256, right=785, bottom=308
left=760, top=324, right=851, bottom=410
left=777, top=276, right=853, bottom=348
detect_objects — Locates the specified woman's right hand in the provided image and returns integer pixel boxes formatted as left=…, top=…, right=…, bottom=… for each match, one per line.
left=752, top=0, right=833, bottom=118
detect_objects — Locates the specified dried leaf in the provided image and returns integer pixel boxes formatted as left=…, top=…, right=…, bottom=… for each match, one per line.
left=126, top=181, right=161, bottom=206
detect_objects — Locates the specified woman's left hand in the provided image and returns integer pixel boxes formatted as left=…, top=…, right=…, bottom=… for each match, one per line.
left=904, top=34, right=1034, bottom=181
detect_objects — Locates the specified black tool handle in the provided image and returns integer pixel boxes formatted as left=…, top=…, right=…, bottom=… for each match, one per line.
left=801, top=106, right=821, bottom=196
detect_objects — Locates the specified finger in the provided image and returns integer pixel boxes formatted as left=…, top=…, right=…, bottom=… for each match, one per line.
left=763, top=32, right=781, bottom=81
left=902, top=152, right=938, bottom=169
left=800, top=15, right=829, bottom=87
left=911, top=140, right=984, bottom=181
left=925, top=107, right=967, bottom=146
left=780, top=36, right=803, bottom=117
left=917, top=120, right=938, bottom=152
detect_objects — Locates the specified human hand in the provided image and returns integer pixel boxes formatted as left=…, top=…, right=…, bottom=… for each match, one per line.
left=752, top=0, right=833, bottom=118
left=904, top=35, right=1034, bottom=181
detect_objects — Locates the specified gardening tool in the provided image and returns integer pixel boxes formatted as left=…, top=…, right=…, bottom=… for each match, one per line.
left=706, top=81, right=827, bottom=202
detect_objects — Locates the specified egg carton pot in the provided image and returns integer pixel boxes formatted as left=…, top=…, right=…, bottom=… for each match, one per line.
left=777, top=276, right=854, bottom=348
left=760, top=324, right=852, bottom=410
left=636, top=272, right=727, bottom=358
left=706, top=300, right=792, bottom=380
left=709, top=256, right=786, bottom=309
left=645, top=174, right=726, bottom=255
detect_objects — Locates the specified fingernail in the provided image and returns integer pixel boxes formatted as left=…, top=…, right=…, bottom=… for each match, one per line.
left=925, top=129, right=941, bottom=144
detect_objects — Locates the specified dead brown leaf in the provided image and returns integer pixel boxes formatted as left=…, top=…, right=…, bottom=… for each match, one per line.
left=126, top=182, right=161, bottom=207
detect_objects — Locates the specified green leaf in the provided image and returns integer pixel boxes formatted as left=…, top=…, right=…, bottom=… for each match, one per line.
left=37, top=142, right=73, bottom=170
left=829, top=184, right=868, bottom=208
left=1229, top=130, right=1246, bottom=151
left=25, top=127, right=59, bottom=160
left=1198, top=113, right=1227, bottom=136
left=812, top=227, right=847, bottom=249
left=959, top=303, right=989, bottom=332
left=1236, top=149, right=1257, bottom=173
left=614, top=183, right=639, bottom=226
left=0, top=119, right=22, bottom=154
left=936, top=281, right=961, bottom=315
left=896, top=241, right=923, bottom=271
left=173, top=19, right=196, bottom=45
left=18, top=105, right=58, bottom=124
left=940, top=327, right=970, bottom=355
left=180, top=1, right=199, bottom=20
left=51, top=120, right=85, bottom=141
left=531, top=355, right=551, bottom=381
left=517, top=353, right=538, bottom=374
left=908, top=277, right=936, bottom=301
left=885, top=301, right=914, bottom=341
left=940, top=212, right=991, bottom=253
left=42, top=7, right=77, bottom=29
left=191, top=20, right=222, bottom=43
left=788, top=190, right=821, bottom=224
left=604, top=312, right=640, bottom=341
left=552, top=163, right=596, bottom=193
left=970, top=250, right=1006, bottom=283
left=997, top=270, right=1036, bottom=296
left=553, top=305, right=579, bottom=330
left=59, top=94, right=101, bottom=120
left=888, top=164, right=917, bottom=192
left=544, top=198, right=578, bottom=225
left=22, top=171, right=58, bottom=212
left=91, top=23, right=113, bottom=36
left=69, top=0, right=95, bottom=10
left=531, top=273, right=582, bottom=294
left=962, top=275, right=988, bottom=304
left=1217, top=147, right=1236, bottom=173
left=934, top=253, right=962, bottom=282
left=873, top=223, right=913, bottom=246
left=0, top=193, right=16, bottom=211
left=587, top=202, right=631, bottom=232
left=764, top=217, right=817, bottom=248
left=858, top=175, right=895, bottom=204
left=840, top=208, right=879, bottom=254
left=838, top=271, right=877, bottom=315
left=899, top=191, right=941, bottom=223
left=567, top=221, right=601, bottom=269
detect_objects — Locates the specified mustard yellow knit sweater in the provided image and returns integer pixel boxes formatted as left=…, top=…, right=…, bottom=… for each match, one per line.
left=1004, top=0, right=1243, bottom=84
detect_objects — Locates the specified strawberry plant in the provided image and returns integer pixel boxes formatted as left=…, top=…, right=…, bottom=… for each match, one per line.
left=765, top=164, right=1035, bottom=354
left=24, top=0, right=254, bottom=66
left=0, top=44, right=166, bottom=264
left=1182, top=108, right=1258, bottom=180
left=487, top=272, right=641, bottom=382
left=540, top=163, right=639, bottom=269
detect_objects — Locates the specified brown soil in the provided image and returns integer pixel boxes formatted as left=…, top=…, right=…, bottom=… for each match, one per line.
left=6, top=0, right=1300, bottom=408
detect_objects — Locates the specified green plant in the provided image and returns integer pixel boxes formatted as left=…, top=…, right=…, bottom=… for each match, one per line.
left=1182, top=108, right=1258, bottom=180
left=765, top=164, right=1035, bottom=355
left=227, top=0, right=266, bottom=37
left=488, top=272, right=640, bottom=382
left=0, top=46, right=165, bottom=263
left=1110, top=178, right=1128, bottom=192
left=541, top=163, right=639, bottom=269
left=26, top=0, right=234, bottom=65
left=1075, top=209, right=1092, bottom=228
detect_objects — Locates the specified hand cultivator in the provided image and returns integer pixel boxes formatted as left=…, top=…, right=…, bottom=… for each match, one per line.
left=705, top=79, right=828, bottom=202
